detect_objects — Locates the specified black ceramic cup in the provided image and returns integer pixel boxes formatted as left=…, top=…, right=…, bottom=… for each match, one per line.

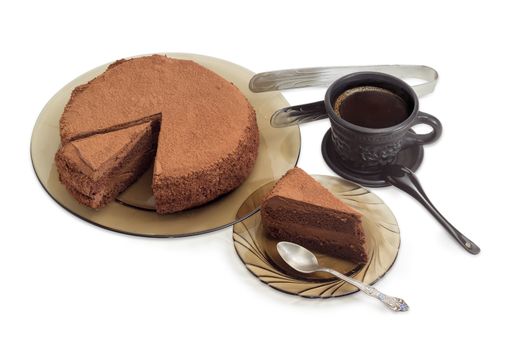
left=288, top=72, right=440, bottom=174
left=326, top=72, right=442, bottom=173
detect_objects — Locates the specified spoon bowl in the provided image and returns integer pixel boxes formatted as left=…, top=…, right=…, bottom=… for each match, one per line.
left=277, top=241, right=320, bottom=274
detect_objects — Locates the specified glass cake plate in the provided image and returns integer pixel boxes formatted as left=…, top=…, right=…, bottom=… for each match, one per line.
left=30, top=53, right=301, bottom=237
left=233, top=175, right=400, bottom=298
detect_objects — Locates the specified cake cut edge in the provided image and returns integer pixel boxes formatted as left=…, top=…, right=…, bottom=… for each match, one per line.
left=55, top=119, right=160, bottom=209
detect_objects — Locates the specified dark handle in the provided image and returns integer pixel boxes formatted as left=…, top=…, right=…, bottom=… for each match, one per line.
left=270, top=101, right=328, bottom=128
left=383, top=164, right=480, bottom=255
left=403, top=111, right=443, bottom=147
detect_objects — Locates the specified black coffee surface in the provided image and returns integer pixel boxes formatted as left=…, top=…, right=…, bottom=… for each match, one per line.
left=334, top=87, right=410, bottom=128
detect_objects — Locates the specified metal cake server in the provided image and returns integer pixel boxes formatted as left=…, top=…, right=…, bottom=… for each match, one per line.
left=277, top=241, right=409, bottom=312
left=382, top=164, right=480, bottom=254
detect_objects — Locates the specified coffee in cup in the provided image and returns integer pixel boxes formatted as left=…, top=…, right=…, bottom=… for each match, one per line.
left=333, top=86, right=410, bottom=129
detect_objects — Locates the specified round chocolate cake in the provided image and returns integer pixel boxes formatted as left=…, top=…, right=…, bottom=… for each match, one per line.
left=55, top=55, right=259, bottom=214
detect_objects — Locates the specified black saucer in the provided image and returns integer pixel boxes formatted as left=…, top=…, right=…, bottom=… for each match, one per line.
left=321, top=129, right=424, bottom=187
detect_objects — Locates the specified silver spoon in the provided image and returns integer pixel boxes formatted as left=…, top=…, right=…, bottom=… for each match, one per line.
left=277, top=241, right=409, bottom=312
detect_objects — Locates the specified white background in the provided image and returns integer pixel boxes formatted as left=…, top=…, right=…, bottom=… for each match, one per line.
left=1, top=1, right=515, bottom=349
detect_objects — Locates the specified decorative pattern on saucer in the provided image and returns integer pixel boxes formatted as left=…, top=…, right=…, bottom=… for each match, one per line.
left=233, top=175, right=401, bottom=298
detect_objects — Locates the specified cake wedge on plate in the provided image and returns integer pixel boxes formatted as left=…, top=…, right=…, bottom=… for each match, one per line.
left=262, top=168, right=368, bottom=263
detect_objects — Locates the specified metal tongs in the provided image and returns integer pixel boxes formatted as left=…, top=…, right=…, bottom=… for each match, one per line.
left=250, top=65, right=438, bottom=128
left=250, top=64, right=438, bottom=96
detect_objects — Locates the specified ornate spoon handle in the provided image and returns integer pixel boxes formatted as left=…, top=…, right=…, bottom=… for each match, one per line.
left=249, top=65, right=438, bottom=97
left=320, top=267, right=409, bottom=312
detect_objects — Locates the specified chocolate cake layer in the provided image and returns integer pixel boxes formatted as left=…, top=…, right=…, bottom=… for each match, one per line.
left=55, top=121, right=159, bottom=208
left=262, top=168, right=368, bottom=263
left=57, top=55, right=258, bottom=213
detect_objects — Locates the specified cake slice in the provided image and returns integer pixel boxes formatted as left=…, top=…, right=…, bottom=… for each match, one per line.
left=261, top=168, right=368, bottom=263
left=55, top=120, right=160, bottom=208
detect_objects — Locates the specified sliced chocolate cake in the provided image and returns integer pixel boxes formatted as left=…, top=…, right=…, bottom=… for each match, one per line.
left=55, top=120, right=159, bottom=209
left=262, top=168, right=368, bottom=263
left=56, top=55, right=258, bottom=214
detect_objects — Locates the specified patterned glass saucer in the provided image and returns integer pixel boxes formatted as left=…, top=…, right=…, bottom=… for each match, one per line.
left=233, top=175, right=401, bottom=298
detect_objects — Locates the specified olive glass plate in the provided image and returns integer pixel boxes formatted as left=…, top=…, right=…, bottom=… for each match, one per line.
left=31, top=53, right=300, bottom=237
left=233, top=175, right=400, bottom=298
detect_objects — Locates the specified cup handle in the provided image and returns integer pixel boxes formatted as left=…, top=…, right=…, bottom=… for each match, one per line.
left=270, top=101, right=328, bottom=128
left=403, top=111, right=443, bottom=146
